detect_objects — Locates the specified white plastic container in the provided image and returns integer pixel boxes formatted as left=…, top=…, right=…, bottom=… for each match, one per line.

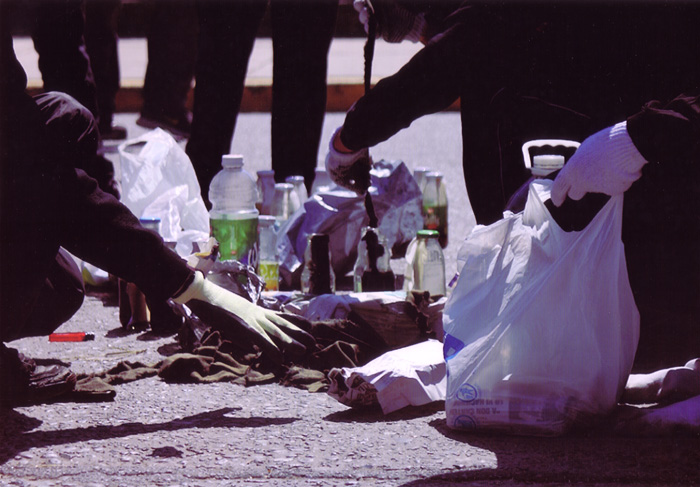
left=285, top=175, right=308, bottom=205
left=270, top=182, right=300, bottom=228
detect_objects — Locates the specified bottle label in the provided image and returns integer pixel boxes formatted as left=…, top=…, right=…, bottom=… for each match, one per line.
left=210, top=217, right=259, bottom=268
left=423, top=204, right=448, bottom=247
left=258, top=260, right=279, bottom=291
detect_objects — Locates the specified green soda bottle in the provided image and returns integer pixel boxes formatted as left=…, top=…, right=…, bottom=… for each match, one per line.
left=209, top=155, right=259, bottom=268
left=422, top=171, right=448, bottom=248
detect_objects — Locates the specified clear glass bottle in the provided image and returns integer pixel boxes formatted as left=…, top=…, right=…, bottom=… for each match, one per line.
left=301, top=233, right=335, bottom=295
left=407, top=229, right=446, bottom=297
left=353, top=226, right=394, bottom=292
left=270, top=182, right=301, bottom=228
left=285, top=175, right=308, bottom=206
left=422, top=171, right=448, bottom=248
left=256, top=169, right=275, bottom=215
left=257, top=215, right=279, bottom=291
left=209, top=155, right=259, bottom=266
left=413, top=166, right=431, bottom=194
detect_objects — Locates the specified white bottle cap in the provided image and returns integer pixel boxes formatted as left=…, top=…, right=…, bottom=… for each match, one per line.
left=532, top=155, right=565, bottom=177
left=222, top=154, right=244, bottom=168
left=258, top=215, right=276, bottom=227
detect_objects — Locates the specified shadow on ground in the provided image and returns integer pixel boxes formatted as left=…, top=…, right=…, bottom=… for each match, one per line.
left=324, top=401, right=444, bottom=424
left=0, top=407, right=297, bottom=465
left=396, top=418, right=700, bottom=486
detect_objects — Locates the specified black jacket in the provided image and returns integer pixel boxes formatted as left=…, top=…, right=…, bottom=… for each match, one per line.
left=341, top=2, right=700, bottom=224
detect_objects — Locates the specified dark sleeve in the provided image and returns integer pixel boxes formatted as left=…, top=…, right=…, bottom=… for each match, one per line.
left=340, top=6, right=478, bottom=150
left=626, top=89, right=700, bottom=166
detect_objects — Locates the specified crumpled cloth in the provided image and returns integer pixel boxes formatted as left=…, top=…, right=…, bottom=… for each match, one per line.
left=78, top=313, right=392, bottom=397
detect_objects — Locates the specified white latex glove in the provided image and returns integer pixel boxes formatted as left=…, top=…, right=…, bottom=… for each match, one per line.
left=325, top=127, right=372, bottom=195
left=173, top=271, right=311, bottom=360
left=551, top=121, right=648, bottom=207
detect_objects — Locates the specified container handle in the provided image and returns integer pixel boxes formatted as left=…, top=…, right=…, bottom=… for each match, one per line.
left=522, top=139, right=581, bottom=169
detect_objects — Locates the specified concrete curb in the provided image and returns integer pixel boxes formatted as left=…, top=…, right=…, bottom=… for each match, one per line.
left=27, top=79, right=460, bottom=113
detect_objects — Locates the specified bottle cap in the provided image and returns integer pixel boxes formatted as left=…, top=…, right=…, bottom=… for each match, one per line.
left=139, top=217, right=161, bottom=233
left=417, top=229, right=439, bottom=238
left=275, top=182, right=294, bottom=191
left=259, top=215, right=276, bottom=227
left=257, top=169, right=274, bottom=177
left=222, top=154, right=244, bottom=168
left=531, top=154, right=565, bottom=177
left=285, top=175, right=304, bottom=184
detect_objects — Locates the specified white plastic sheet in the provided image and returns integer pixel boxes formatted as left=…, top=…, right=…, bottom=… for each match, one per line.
left=328, top=339, right=446, bottom=414
left=443, top=180, right=639, bottom=435
left=118, top=128, right=209, bottom=257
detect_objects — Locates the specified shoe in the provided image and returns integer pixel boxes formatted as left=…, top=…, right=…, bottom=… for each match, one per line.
left=136, top=110, right=192, bottom=140
left=1, top=346, right=76, bottom=407
left=99, top=123, right=128, bottom=141
left=24, top=365, right=77, bottom=405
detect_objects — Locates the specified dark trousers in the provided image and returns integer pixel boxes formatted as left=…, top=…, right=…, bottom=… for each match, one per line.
left=186, top=0, right=338, bottom=203
left=84, top=0, right=121, bottom=130
left=29, top=0, right=99, bottom=121
left=84, top=0, right=198, bottom=128
left=3, top=249, right=86, bottom=342
left=141, top=0, right=198, bottom=120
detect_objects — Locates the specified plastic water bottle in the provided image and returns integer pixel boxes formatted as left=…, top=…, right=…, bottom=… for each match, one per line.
left=257, top=215, right=279, bottom=291
left=422, top=171, right=448, bottom=248
left=256, top=169, right=275, bottom=215
left=209, top=154, right=259, bottom=267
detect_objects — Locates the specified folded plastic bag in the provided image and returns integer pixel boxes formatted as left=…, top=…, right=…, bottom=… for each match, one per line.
left=118, top=128, right=209, bottom=257
left=328, top=339, right=446, bottom=414
left=277, top=160, right=423, bottom=288
left=443, top=179, right=639, bottom=436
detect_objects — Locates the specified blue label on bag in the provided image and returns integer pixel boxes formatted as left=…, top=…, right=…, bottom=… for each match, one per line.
left=457, top=383, right=478, bottom=403
left=453, top=415, right=477, bottom=431
left=443, top=333, right=465, bottom=360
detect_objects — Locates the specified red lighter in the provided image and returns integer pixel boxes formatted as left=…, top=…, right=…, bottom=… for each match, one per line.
left=49, top=332, right=95, bottom=342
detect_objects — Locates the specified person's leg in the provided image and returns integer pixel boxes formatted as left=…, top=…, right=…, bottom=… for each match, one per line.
left=186, top=0, right=267, bottom=205
left=270, top=0, right=338, bottom=193
left=4, top=250, right=85, bottom=342
left=30, top=0, right=99, bottom=119
left=84, top=0, right=125, bottom=140
left=138, top=0, right=198, bottom=138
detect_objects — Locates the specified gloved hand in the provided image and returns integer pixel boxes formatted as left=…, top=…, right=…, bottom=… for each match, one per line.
left=173, top=271, right=313, bottom=361
left=353, top=0, right=426, bottom=43
left=551, top=121, right=648, bottom=206
left=325, top=127, right=372, bottom=195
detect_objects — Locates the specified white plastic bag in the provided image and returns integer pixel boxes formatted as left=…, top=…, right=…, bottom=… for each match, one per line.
left=443, top=179, right=639, bottom=436
left=118, top=128, right=209, bottom=257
